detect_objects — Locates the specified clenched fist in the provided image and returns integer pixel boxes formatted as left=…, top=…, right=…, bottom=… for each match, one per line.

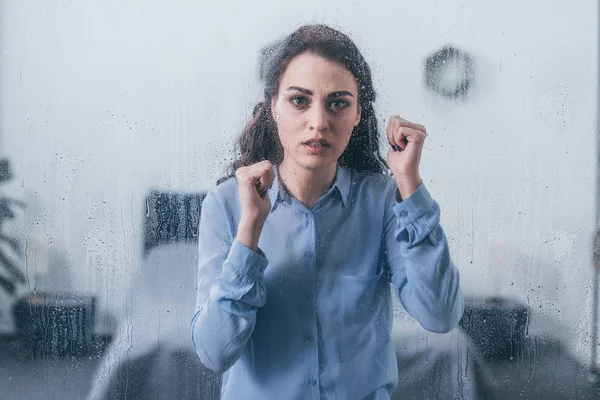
left=386, top=115, right=427, bottom=199
left=235, top=160, right=275, bottom=251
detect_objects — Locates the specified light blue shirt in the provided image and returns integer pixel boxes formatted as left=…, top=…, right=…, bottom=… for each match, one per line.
left=191, top=163, right=464, bottom=400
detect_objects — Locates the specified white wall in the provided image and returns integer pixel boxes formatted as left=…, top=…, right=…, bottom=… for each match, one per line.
left=1, top=0, right=597, bottom=363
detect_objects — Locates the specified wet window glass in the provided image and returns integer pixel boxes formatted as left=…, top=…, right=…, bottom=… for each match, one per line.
left=1, top=1, right=598, bottom=399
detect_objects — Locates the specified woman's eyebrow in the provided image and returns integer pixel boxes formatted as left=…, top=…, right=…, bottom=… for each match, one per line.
left=285, top=86, right=354, bottom=98
left=329, top=90, right=354, bottom=98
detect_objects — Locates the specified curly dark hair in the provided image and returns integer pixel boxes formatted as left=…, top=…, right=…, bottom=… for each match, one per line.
left=217, top=24, right=389, bottom=185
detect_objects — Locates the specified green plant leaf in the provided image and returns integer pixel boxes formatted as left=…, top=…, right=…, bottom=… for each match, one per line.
left=0, top=159, right=12, bottom=184
left=0, top=273, right=15, bottom=295
left=0, top=249, right=25, bottom=283
left=0, top=234, right=22, bottom=256
left=0, top=199, right=16, bottom=220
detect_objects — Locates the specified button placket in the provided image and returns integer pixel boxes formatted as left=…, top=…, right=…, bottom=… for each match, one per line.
left=304, top=212, right=319, bottom=394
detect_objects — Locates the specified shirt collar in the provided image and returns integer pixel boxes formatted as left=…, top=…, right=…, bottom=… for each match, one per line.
left=267, top=163, right=352, bottom=211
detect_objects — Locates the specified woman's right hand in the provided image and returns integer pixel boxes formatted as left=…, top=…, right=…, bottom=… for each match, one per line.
left=235, top=160, right=275, bottom=250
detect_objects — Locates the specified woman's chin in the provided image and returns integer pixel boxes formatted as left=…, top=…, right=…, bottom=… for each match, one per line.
left=299, top=157, right=337, bottom=171
left=284, top=151, right=339, bottom=171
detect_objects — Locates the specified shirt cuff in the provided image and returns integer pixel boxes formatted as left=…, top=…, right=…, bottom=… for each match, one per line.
left=392, top=183, right=440, bottom=246
left=393, top=182, right=434, bottom=214
left=226, top=239, right=269, bottom=280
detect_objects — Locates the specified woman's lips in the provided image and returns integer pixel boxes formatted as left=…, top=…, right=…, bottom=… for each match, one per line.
left=303, top=142, right=330, bottom=155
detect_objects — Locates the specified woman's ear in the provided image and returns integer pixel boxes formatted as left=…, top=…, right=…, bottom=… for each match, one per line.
left=355, top=105, right=361, bottom=127
left=271, top=97, right=278, bottom=121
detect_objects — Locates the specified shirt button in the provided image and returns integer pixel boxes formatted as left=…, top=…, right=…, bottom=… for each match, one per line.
left=305, top=251, right=313, bottom=258
left=307, top=335, right=315, bottom=343
left=309, top=379, right=317, bottom=386
left=399, top=210, right=408, bottom=218
left=306, top=293, right=313, bottom=300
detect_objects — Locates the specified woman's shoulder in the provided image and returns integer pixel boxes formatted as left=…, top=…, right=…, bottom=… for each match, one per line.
left=350, top=169, right=397, bottom=195
left=204, top=175, right=240, bottom=209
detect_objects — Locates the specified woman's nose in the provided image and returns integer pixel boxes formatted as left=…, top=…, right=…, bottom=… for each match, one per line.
left=308, top=104, right=329, bottom=132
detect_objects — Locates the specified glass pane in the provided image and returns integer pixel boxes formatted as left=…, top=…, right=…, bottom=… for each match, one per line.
left=1, top=1, right=597, bottom=399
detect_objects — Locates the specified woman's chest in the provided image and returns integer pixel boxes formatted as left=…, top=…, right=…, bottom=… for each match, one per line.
left=252, top=208, right=392, bottom=361
left=256, top=206, right=386, bottom=288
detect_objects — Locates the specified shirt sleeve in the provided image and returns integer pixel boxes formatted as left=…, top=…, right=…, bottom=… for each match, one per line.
left=190, top=190, right=269, bottom=373
left=384, top=181, right=464, bottom=333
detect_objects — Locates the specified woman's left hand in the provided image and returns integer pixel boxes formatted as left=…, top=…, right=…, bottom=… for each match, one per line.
left=386, top=115, right=427, bottom=200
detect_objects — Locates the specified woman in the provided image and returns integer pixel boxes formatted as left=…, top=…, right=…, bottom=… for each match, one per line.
left=191, top=24, right=464, bottom=400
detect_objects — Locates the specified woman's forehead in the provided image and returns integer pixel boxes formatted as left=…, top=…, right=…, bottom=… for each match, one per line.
left=280, top=53, right=358, bottom=94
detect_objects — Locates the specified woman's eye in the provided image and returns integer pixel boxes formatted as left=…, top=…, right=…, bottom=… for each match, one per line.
left=329, top=100, right=348, bottom=110
left=291, top=96, right=308, bottom=107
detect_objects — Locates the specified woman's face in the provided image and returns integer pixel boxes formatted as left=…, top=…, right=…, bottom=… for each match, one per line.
left=271, top=52, right=361, bottom=172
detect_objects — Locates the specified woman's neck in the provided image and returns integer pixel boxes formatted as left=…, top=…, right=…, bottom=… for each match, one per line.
left=278, top=160, right=338, bottom=208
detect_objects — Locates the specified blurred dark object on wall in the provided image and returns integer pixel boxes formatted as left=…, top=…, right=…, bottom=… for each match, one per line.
left=424, top=45, right=475, bottom=100
left=459, top=296, right=529, bottom=360
left=12, top=292, right=96, bottom=358
left=143, top=190, right=206, bottom=256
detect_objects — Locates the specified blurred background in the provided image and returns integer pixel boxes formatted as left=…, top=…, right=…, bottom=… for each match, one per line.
left=0, top=0, right=598, bottom=399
